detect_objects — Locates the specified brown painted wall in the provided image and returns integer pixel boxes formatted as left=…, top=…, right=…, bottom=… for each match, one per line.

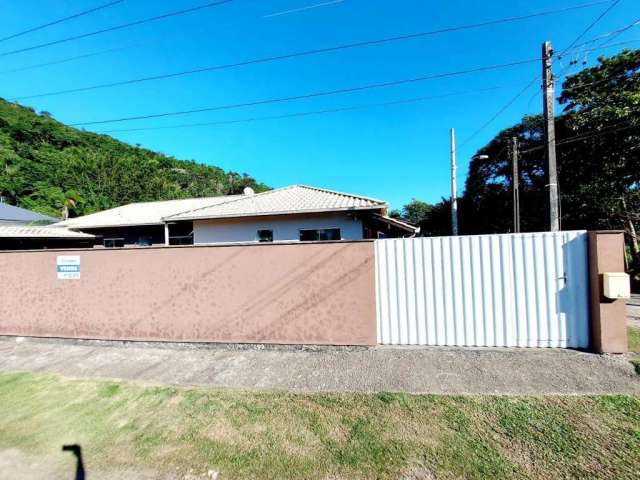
left=588, top=231, right=628, bottom=353
left=0, top=241, right=377, bottom=345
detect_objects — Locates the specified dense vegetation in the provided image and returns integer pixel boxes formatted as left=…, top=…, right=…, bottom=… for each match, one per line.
left=0, top=99, right=268, bottom=219
left=393, top=49, right=640, bottom=277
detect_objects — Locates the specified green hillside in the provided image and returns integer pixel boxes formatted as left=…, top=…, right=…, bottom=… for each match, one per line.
left=0, top=99, right=268, bottom=219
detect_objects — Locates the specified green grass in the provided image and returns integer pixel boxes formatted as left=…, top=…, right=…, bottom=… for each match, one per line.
left=629, top=327, right=640, bottom=375
left=629, top=326, right=640, bottom=353
left=0, top=373, right=639, bottom=479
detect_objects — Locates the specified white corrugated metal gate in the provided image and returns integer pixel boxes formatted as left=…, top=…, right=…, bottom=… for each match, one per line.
left=375, top=231, right=590, bottom=348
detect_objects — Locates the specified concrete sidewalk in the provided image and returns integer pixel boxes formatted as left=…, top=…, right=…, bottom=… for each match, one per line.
left=0, top=337, right=638, bottom=395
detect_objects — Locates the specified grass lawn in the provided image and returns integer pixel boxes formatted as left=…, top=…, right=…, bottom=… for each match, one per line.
left=630, top=326, right=640, bottom=375
left=629, top=326, right=640, bottom=353
left=0, top=373, right=639, bottom=479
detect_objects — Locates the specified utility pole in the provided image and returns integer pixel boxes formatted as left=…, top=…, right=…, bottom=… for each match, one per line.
left=542, top=41, right=560, bottom=231
left=511, top=136, right=520, bottom=233
left=450, top=127, right=458, bottom=235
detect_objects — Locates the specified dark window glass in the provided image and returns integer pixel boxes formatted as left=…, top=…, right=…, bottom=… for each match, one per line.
left=104, top=238, right=125, bottom=248
left=257, top=229, right=273, bottom=242
left=299, top=229, right=316, bottom=242
left=136, top=236, right=152, bottom=247
left=169, top=235, right=194, bottom=246
left=299, top=228, right=341, bottom=241
left=321, top=228, right=341, bottom=241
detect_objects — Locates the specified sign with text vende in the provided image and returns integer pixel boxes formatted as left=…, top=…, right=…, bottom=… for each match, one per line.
left=56, top=255, right=81, bottom=280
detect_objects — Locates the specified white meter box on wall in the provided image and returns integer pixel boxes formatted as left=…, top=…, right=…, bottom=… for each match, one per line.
left=603, top=272, right=630, bottom=299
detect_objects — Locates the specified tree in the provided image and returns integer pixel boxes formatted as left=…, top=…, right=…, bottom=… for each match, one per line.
left=0, top=99, right=269, bottom=218
left=395, top=49, right=640, bottom=279
left=391, top=199, right=432, bottom=225
left=461, top=49, right=639, bottom=258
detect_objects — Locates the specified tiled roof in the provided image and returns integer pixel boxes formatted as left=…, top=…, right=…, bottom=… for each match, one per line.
left=164, top=185, right=387, bottom=221
left=0, top=225, right=95, bottom=238
left=55, top=196, right=241, bottom=229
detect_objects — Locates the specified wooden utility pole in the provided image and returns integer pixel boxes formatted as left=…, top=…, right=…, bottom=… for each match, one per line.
left=511, top=136, right=520, bottom=233
left=542, top=41, right=560, bottom=231
left=450, top=128, right=458, bottom=235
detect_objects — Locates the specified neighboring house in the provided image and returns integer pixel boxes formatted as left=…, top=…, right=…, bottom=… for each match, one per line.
left=0, top=225, right=94, bottom=250
left=56, top=185, right=418, bottom=247
left=0, top=202, right=57, bottom=226
left=56, top=195, right=243, bottom=247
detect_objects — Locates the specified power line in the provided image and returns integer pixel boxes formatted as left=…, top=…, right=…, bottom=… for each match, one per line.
left=0, top=0, right=125, bottom=44
left=263, top=0, right=345, bottom=18
left=559, top=61, right=640, bottom=94
left=556, top=122, right=638, bottom=146
left=524, top=38, right=640, bottom=105
left=459, top=0, right=622, bottom=149
left=520, top=120, right=639, bottom=153
left=567, top=17, right=640, bottom=50
left=563, top=37, right=640, bottom=55
left=97, top=85, right=511, bottom=134
left=0, top=0, right=235, bottom=58
left=0, top=46, right=129, bottom=75
left=69, top=57, right=540, bottom=126
left=560, top=0, right=622, bottom=53
left=9, top=0, right=618, bottom=100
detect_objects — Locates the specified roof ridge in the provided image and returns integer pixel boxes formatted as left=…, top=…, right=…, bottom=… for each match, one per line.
left=54, top=193, right=246, bottom=227
left=120, top=194, right=243, bottom=208
left=162, top=186, right=290, bottom=221
left=296, top=184, right=387, bottom=205
left=165, top=184, right=388, bottom=222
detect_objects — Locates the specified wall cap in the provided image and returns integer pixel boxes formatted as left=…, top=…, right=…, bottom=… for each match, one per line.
left=0, top=239, right=375, bottom=255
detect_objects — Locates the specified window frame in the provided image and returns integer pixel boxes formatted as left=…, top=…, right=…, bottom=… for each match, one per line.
left=298, top=228, right=342, bottom=242
left=103, top=237, right=125, bottom=248
left=256, top=229, right=274, bottom=243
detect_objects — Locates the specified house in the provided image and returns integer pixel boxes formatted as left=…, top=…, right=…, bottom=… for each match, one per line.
left=0, top=225, right=95, bottom=250
left=0, top=201, right=57, bottom=225
left=56, top=185, right=418, bottom=247
left=0, top=202, right=89, bottom=250
left=56, top=195, right=242, bottom=247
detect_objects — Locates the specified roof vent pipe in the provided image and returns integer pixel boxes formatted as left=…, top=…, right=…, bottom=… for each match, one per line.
left=243, top=187, right=255, bottom=196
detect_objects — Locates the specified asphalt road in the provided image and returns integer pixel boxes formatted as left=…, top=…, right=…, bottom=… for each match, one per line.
left=629, top=294, right=640, bottom=328
left=0, top=337, right=638, bottom=395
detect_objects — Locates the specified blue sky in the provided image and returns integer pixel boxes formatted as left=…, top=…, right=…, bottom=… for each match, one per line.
left=1, top=0, right=637, bottom=209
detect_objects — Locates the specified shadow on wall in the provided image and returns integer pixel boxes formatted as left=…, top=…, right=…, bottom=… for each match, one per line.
left=62, top=444, right=85, bottom=480
left=557, top=234, right=590, bottom=348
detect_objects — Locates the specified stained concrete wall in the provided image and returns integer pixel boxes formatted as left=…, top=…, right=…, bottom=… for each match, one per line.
left=588, top=231, right=628, bottom=353
left=0, top=241, right=376, bottom=345
left=193, top=213, right=363, bottom=244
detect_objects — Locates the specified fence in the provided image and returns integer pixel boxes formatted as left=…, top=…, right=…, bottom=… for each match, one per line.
left=0, top=232, right=595, bottom=348
left=0, top=241, right=377, bottom=345
left=375, top=231, right=590, bottom=348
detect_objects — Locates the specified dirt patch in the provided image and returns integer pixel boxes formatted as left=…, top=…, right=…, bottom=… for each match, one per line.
left=0, top=449, right=67, bottom=480
left=2, top=338, right=640, bottom=395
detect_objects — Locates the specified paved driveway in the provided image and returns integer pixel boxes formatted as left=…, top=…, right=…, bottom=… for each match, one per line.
left=0, top=337, right=638, bottom=395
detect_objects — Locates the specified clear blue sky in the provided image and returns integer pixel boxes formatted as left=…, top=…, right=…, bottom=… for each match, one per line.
left=1, top=0, right=637, bottom=209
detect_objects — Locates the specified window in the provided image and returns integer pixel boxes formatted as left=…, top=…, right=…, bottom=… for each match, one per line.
left=257, top=229, right=273, bottom=242
left=169, top=235, right=194, bottom=246
left=103, top=238, right=125, bottom=248
left=135, top=236, right=152, bottom=247
left=299, top=228, right=341, bottom=242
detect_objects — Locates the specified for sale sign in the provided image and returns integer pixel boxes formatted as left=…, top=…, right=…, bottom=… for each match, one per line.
left=56, top=255, right=80, bottom=280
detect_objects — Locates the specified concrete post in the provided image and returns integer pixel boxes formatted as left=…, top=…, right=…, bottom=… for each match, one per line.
left=588, top=231, right=628, bottom=353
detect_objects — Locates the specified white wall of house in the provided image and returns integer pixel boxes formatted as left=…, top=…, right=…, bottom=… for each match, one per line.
left=193, top=213, right=364, bottom=244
